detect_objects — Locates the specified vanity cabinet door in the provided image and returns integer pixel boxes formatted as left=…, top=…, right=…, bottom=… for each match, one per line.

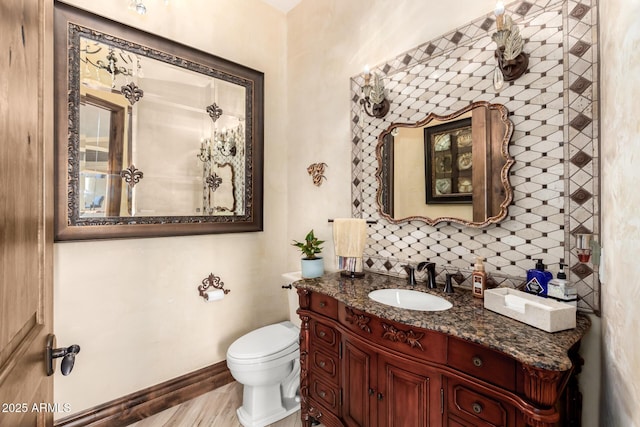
left=341, top=335, right=444, bottom=427
left=377, top=354, right=443, bottom=427
left=342, top=337, right=376, bottom=427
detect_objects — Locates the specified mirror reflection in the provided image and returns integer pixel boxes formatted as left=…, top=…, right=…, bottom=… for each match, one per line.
left=376, top=102, right=514, bottom=227
left=78, top=38, right=246, bottom=218
left=54, top=2, right=264, bottom=240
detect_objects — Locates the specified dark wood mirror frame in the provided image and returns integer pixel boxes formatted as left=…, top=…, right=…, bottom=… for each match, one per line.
left=376, top=101, right=514, bottom=227
left=54, top=2, right=264, bottom=240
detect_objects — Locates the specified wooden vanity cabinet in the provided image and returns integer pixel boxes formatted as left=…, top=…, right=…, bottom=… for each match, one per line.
left=297, top=289, right=578, bottom=427
left=341, top=337, right=373, bottom=426
left=342, top=335, right=443, bottom=427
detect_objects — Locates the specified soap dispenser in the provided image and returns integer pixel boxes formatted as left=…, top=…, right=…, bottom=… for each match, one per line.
left=472, top=257, right=487, bottom=298
left=525, top=259, right=553, bottom=296
left=548, top=261, right=578, bottom=305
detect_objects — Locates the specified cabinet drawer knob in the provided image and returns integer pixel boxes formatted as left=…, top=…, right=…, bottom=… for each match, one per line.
left=368, top=388, right=375, bottom=396
left=319, top=391, right=326, bottom=398
left=319, top=331, right=326, bottom=337
left=377, top=392, right=384, bottom=401
left=319, top=301, right=326, bottom=307
left=319, top=361, right=326, bottom=368
left=472, top=356, right=483, bottom=367
left=472, top=402, right=483, bottom=414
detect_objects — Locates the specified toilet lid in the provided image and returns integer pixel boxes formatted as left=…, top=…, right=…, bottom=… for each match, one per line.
left=228, top=322, right=299, bottom=360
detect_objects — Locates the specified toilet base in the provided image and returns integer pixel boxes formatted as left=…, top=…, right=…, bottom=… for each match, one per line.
left=236, top=393, right=300, bottom=427
left=227, top=321, right=301, bottom=427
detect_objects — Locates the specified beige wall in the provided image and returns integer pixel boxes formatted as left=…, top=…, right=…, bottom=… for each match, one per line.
left=54, top=0, right=290, bottom=416
left=287, top=1, right=601, bottom=426
left=600, top=0, right=640, bottom=425
left=53, top=0, right=617, bottom=424
left=285, top=0, right=505, bottom=268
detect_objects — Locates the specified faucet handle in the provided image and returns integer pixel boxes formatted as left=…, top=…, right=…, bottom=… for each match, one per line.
left=402, top=264, right=417, bottom=286
left=444, top=273, right=455, bottom=294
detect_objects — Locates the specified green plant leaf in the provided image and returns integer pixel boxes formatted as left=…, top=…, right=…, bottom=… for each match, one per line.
left=292, top=229, right=324, bottom=259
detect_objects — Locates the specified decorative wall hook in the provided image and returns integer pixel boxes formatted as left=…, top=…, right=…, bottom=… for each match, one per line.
left=307, top=162, right=328, bottom=186
left=492, top=2, right=528, bottom=89
left=198, top=273, right=231, bottom=301
left=360, top=66, right=390, bottom=118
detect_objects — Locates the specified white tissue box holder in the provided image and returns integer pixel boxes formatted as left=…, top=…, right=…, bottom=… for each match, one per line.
left=484, top=288, right=576, bottom=333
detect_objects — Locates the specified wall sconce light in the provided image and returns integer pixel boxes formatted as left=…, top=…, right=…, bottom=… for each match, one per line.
left=492, top=1, right=528, bottom=90
left=197, top=138, right=212, bottom=163
left=576, top=233, right=593, bottom=263
left=215, top=125, right=243, bottom=157
left=360, top=66, right=390, bottom=119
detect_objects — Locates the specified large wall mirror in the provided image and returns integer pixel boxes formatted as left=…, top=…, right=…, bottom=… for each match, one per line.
left=376, top=102, right=514, bottom=227
left=54, top=2, right=263, bottom=240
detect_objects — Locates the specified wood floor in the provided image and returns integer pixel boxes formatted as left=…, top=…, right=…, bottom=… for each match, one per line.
left=127, top=381, right=321, bottom=427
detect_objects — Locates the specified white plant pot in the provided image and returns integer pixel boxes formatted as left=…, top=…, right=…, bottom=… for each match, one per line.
left=301, top=258, right=324, bottom=278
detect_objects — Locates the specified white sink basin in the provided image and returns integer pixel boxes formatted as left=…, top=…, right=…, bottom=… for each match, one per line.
left=368, top=289, right=452, bottom=311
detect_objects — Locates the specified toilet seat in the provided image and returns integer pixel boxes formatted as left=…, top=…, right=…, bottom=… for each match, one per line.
left=227, top=321, right=299, bottom=365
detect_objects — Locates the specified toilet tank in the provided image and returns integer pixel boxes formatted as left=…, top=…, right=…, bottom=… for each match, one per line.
left=282, top=272, right=302, bottom=328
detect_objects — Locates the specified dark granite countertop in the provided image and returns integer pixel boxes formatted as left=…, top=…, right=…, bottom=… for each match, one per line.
left=294, top=271, right=591, bottom=371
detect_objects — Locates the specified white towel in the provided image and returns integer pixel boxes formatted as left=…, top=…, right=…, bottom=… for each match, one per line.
left=333, top=218, right=367, bottom=272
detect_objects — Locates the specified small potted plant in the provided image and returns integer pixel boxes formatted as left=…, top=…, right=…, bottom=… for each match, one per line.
left=292, top=229, right=325, bottom=278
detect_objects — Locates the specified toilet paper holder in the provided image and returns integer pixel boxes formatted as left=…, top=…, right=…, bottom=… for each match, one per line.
left=198, top=272, right=231, bottom=301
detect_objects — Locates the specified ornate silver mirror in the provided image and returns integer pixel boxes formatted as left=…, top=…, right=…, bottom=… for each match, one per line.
left=376, top=102, right=514, bottom=227
left=54, top=2, right=263, bottom=240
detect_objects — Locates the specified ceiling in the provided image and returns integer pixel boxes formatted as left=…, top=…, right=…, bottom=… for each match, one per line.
left=260, top=0, right=301, bottom=13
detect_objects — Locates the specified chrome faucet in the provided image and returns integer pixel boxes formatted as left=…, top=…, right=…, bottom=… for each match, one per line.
left=417, top=262, right=437, bottom=289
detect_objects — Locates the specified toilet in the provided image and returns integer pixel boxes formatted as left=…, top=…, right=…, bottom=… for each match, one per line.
left=226, top=274, right=301, bottom=427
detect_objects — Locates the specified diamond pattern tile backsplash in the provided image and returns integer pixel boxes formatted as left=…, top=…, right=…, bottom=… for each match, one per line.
left=350, top=0, right=600, bottom=313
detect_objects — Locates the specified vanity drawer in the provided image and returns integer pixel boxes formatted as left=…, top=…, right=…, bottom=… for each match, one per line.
left=309, top=346, right=339, bottom=384
left=338, top=304, right=447, bottom=364
left=448, top=379, right=516, bottom=426
left=309, top=373, right=340, bottom=413
left=447, top=338, right=516, bottom=390
left=310, top=319, right=340, bottom=353
left=310, top=292, right=338, bottom=319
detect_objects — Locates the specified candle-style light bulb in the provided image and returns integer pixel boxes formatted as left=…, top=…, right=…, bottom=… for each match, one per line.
left=495, top=1, right=505, bottom=30
left=363, top=65, right=371, bottom=88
